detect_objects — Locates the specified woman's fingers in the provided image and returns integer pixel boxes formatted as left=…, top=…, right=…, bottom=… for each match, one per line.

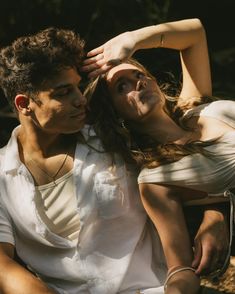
left=87, top=45, right=103, bottom=57
left=194, top=238, right=228, bottom=276
left=107, top=58, right=122, bottom=66
left=195, top=244, right=213, bottom=275
left=83, top=53, right=104, bottom=66
left=82, top=49, right=123, bottom=78
left=81, top=57, right=106, bottom=72
left=192, top=240, right=202, bottom=269
left=192, top=238, right=214, bottom=275
left=82, top=46, right=106, bottom=75
left=87, top=64, right=113, bottom=78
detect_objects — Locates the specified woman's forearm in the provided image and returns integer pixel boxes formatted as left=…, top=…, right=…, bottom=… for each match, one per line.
left=83, top=18, right=211, bottom=96
left=132, top=18, right=205, bottom=51
left=131, top=18, right=211, bottom=97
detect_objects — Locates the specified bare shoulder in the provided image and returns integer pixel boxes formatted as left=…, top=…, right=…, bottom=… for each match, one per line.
left=186, top=115, right=235, bottom=142
left=183, top=100, right=235, bottom=141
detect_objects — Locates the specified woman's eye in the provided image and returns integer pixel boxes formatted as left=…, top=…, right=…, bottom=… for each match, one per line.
left=136, top=71, right=145, bottom=79
left=117, top=82, right=127, bottom=93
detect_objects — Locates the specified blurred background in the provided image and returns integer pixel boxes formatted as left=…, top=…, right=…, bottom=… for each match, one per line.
left=0, top=0, right=234, bottom=147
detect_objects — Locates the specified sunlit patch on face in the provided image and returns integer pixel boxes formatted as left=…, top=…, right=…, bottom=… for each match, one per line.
left=29, top=68, right=87, bottom=134
left=105, top=63, right=163, bottom=121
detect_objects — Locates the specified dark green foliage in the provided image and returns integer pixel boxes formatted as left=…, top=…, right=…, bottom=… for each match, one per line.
left=0, top=0, right=234, bottom=147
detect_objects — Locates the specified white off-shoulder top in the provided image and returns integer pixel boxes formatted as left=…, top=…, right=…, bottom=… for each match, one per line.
left=138, top=100, right=235, bottom=202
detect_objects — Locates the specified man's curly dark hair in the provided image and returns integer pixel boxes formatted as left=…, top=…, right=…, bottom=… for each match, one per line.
left=0, top=27, right=85, bottom=110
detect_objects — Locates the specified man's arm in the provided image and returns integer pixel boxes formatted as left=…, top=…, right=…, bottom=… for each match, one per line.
left=0, top=243, right=56, bottom=294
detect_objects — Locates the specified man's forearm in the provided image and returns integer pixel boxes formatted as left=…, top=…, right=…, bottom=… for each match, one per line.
left=0, top=255, right=56, bottom=294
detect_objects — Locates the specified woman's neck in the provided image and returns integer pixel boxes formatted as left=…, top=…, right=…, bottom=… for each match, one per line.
left=135, top=111, right=190, bottom=144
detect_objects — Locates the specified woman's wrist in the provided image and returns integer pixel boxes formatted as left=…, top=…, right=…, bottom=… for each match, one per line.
left=164, top=266, right=200, bottom=294
left=132, top=19, right=206, bottom=54
left=132, top=25, right=164, bottom=51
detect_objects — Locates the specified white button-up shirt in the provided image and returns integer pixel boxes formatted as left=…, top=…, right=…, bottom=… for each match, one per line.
left=0, top=125, right=166, bottom=294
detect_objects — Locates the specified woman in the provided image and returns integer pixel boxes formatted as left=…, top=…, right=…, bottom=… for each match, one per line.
left=82, top=19, right=232, bottom=293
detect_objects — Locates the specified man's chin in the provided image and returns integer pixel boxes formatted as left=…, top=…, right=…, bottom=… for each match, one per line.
left=63, top=122, right=86, bottom=134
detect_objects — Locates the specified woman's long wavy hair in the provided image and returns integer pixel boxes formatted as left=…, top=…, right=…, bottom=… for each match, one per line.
left=85, top=58, right=217, bottom=168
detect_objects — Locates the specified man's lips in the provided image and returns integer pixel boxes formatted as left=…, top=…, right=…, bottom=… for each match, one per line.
left=70, top=110, right=86, bottom=118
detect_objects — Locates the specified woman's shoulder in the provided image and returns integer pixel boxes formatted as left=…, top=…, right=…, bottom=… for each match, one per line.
left=183, top=99, right=235, bottom=122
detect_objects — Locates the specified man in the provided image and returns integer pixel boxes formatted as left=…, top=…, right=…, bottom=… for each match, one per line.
left=0, top=27, right=228, bottom=294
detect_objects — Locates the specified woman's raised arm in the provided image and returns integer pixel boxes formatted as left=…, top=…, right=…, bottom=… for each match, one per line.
left=82, top=18, right=211, bottom=98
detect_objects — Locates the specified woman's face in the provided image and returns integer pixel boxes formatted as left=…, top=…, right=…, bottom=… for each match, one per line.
left=106, top=63, right=164, bottom=121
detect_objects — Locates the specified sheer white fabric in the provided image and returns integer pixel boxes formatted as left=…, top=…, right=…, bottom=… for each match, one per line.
left=0, top=125, right=166, bottom=294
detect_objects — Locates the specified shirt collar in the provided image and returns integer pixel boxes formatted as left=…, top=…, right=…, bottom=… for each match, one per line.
left=80, top=124, right=104, bottom=152
left=2, top=124, right=103, bottom=173
left=2, top=125, right=22, bottom=172
left=81, top=124, right=96, bottom=141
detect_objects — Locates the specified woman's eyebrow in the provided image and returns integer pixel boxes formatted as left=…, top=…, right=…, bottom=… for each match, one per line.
left=113, top=69, right=137, bottom=84
left=109, top=75, right=125, bottom=89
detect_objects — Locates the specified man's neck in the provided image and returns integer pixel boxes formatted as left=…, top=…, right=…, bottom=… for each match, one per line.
left=17, top=125, right=77, bottom=186
left=17, top=125, right=75, bottom=158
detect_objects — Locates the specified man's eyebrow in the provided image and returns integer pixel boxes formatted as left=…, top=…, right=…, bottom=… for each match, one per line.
left=53, top=76, right=81, bottom=90
left=53, top=83, right=71, bottom=90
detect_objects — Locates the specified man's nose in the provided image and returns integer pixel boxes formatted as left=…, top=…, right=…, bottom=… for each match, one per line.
left=73, top=90, right=86, bottom=107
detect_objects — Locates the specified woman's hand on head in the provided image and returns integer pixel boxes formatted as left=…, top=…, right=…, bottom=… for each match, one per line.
left=192, top=209, right=229, bottom=276
left=82, top=31, right=137, bottom=78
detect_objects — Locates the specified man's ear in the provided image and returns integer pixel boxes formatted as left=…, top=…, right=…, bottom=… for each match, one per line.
left=15, top=94, right=31, bottom=115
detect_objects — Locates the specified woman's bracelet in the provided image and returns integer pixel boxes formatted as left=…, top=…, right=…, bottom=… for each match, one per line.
left=164, top=266, right=196, bottom=290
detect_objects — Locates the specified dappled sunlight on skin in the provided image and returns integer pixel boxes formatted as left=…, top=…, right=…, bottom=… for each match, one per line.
left=105, top=64, right=163, bottom=123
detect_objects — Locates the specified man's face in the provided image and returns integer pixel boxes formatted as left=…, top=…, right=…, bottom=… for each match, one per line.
left=29, top=67, right=87, bottom=134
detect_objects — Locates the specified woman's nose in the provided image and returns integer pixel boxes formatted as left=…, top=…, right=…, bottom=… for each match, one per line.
left=136, top=78, right=147, bottom=91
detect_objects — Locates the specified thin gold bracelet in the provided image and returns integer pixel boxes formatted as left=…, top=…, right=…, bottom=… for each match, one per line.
left=164, top=266, right=196, bottom=290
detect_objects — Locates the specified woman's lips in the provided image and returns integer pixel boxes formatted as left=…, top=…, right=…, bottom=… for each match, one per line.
left=139, top=90, right=154, bottom=102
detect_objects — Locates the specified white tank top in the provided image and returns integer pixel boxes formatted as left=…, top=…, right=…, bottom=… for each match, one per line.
left=34, top=169, right=80, bottom=240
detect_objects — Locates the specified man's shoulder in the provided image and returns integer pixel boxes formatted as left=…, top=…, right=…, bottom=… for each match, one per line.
left=0, top=143, right=8, bottom=163
left=0, top=126, right=20, bottom=172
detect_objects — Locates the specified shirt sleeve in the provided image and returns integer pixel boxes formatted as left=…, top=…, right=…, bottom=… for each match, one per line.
left=0, top=201, right=15, bottom=245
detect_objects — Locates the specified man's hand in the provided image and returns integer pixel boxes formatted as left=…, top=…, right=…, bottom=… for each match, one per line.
left=192, top=208, right=229, bottom=275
